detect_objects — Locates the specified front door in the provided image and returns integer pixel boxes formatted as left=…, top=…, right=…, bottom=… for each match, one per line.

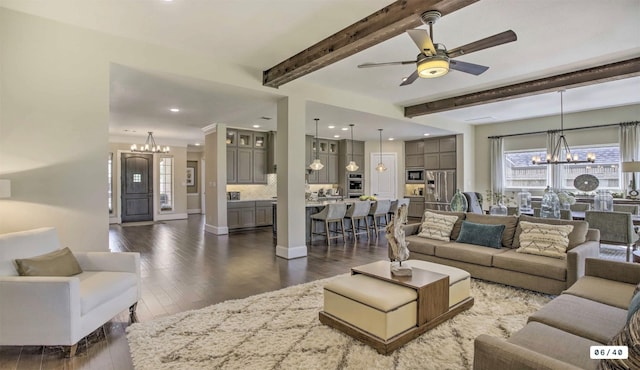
left=121, top=153, right=153, bottom=222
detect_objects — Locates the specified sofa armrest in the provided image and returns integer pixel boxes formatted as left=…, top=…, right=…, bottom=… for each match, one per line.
left=403, top=223, right=421, bottom=236
left=566, top=241, right=600, bottom=287
left=74, top=252, right=139, bottom=273
left=585, top=257, right=640, bottom=284
left=473, top=334, right=583, bottom=370
left=0, top=277, right=81, bottom=345
left=585, top=228, right=600, bottom=242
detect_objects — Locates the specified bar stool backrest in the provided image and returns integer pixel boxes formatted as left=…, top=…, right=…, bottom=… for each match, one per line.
left=346, top=201, right=370, bottom=218
left=326, top=203, right=347, bottom=220
left=370, top=199, right=391, bottom=215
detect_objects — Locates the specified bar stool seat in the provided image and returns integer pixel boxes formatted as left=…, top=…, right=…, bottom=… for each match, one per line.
left=345, top=201, right=371, bottom=239
left=368, top=199, right=391, bottom=238
left=310, top=203, right=347, bottom=245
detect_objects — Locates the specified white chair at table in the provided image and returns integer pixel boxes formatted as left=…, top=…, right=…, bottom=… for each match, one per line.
left=310, top=203, right=347, bottom=245
left=344, top=201, right=370, bottom=240
left=585, top=211, right=639, bottom=262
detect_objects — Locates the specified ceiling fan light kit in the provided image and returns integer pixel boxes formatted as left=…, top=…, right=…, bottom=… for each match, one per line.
left=358, top=10, right=517, bottom=86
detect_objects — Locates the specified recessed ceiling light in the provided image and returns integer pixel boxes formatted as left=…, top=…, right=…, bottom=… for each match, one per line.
left=194, top=143, right=201, bottom=146
left=169, top=108, right=180, bottom=112
left=423, top=133, right=431, bottom=136
left=328, top=125, right=335, bottom=129
left=334, top=135, right=340, bottom=138
left=388, top=138, right=395, bottom=141
left=341, top=127, right=349, bottom=131
left=252, top=124, right=260, bottom=128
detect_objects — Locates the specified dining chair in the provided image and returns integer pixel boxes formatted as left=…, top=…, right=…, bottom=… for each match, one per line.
left=613, top=204, right=639, bottom=215
left=532, top=208, right=572, bottom=220
left=310, top=203, right=347, bottom=245
left=570, top=203, right=591, bottom=212
left=585, top=210, right=639, bottom=261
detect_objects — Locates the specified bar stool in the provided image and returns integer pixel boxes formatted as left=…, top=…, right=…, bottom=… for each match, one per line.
left=367, top=199, right=391, bottom=238
left=344, top=201, right=371, bottom=239
left=310, top=203, right=347, bottom=245
left=387, top=199, right=399, bottom=223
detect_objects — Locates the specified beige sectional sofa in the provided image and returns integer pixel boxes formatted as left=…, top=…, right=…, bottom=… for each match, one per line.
left=473, top=258, right=640, bottom=370
left=403, top=212, right=601, bottom=295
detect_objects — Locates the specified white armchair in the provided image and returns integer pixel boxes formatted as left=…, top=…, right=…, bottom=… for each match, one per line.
left=0, top=227, right=140, bottom=356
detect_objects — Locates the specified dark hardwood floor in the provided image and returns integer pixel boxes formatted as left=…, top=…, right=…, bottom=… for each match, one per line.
left=0, top=215, right=392, bottom=370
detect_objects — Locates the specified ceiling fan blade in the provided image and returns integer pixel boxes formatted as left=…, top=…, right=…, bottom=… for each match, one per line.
left=407, top=29, right=436, bottom=55
left=450, top=60, right=490, bottom=75
left=357, top=61, right=415, bottom=68
left=447, top=30, right=517, bottom=59
left=400, top=70, right=419, bottom=86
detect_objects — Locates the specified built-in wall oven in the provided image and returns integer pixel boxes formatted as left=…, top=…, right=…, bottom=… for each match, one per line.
left=347, top=173, right=363, bottom=197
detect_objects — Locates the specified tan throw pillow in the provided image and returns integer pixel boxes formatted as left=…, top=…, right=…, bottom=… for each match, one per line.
left=516, top=221, right=574, bottom=259
left=14, top=247, right=83, bottom=276
left=418, top=211, right=459, bottom=241
left=513, top=215, right=588, bottom=250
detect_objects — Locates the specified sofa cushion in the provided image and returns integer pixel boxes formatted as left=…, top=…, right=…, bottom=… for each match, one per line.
left=528, top=294, right=627, bottom=344
left=0, top=227, right=60, bottom=276
left=14, top=247, right=82, bottom=277
left=516, top=221, right=573, bottom=259
left=492, top=249, right=567, bottom=281
left=79, top=271, right=138, bottom=315
left=420, top=210, right=466, bottom=240
left=563, top=276, right=636, bottom=310
left=405, top=235, right=448, bottom=256
left=507, top=322, right=601, bottom=370
left=418, top=211, right=458, bottom=241
left=599, top=308, right=640, bottom=370
left=465, top=213, right=518, bottom=248
left=434, top=242, right=508, bottom=267
left=513, top=215, right=588, bottom=250
left=456, top=221, right=505, bottom=249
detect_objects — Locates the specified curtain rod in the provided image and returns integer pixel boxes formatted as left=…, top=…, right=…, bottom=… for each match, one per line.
left=487, top=121, right=639, bottom=139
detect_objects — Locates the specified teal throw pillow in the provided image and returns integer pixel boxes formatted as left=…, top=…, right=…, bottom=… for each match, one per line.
left=628, top=290, right=640, bottom=323
left=456, top=221, right=505, bottom=249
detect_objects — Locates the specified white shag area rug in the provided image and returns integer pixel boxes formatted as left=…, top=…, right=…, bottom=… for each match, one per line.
left=127, top=276, right=551, bottom=370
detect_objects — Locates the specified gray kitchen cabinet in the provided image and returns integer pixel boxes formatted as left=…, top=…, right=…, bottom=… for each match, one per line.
left=328, top=154, right=339, bottom=184
left=317, top=153, right=330, bottom=183
left=408, top=197, right=425, bottom=218
left=255, top=201, right=274, bottom=226
left=227, top=148, right=237, bottom=183
left=226, top=130, right=237, bottom=146
left=405, top=140, right=424, bottom=155
left=238, top=131, right=253, bottom=147
left=236, top=148, right=253, bottom=183
left=253, top=149, right=267, bottom=184
left=422, top=135, right=457, bottom=170
left=424, top=153, right=439, bottom=170
left=439, top=152, right=457, bottom=169
left=439, top=136, right=456, bottom=152
left=406, top=154, right=424, bottom=168
left=254, top=132, right=267, bottom=149
left=227, top=201, right=256, bottom=229
left=424, top=139, right=439, bottom=153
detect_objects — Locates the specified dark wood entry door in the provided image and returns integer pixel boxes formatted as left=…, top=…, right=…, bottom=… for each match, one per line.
left=121, top=153, right=153, bottom=222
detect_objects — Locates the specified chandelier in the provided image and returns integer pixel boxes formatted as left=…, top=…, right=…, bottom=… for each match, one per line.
left=345, top=124, right=359, bottom=172
left=375, top=128, right=387, bottom=172
left=131, top=132, right=170, bottom=153
left=309, top=118, right=324, bottom=171
left=532, top=90, right=595, bottom=165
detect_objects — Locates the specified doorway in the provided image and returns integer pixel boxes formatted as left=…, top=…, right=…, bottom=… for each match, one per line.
left=121, top=153, right=154, bottom=222
left=369, top=152, right=397, bottom=199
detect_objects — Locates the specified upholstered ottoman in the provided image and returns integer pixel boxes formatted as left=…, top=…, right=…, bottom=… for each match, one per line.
left=319, top=260, right=474, bottom=354
left=323, top=274, right=418, bottom=340
left=403, top=259, right=471, bottom=308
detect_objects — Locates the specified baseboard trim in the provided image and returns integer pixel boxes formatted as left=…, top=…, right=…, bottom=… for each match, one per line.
left=155, top=213, right=188, bottom=221
left=205, top=224, right=229, bottom=235
left=187, top=209, right=202, bottom=214
left=109, top=216, right=121, bottom=224
left=276, top=245, right=308, bottom=259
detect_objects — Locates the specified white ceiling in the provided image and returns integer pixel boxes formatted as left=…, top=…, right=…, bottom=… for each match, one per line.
left=3, top=0, right=640, bottom=145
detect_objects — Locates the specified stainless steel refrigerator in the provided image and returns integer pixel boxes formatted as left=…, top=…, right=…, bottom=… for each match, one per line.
left=424, top=170, right=456, bottom=211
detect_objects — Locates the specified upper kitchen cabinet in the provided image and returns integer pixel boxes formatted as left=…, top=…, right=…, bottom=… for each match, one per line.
left=405, top=139, right=425, bottom=168
left=226, top=130, right=237, bottom=146
left=424, top=136, right=457, bottom=170
left=227, top=129, right=269, bottom=184
left=307, top=138, right=339, bottom=184
left=439, top=137, right=456, bottom=152
left=424, top=139, right=439, bottom=153
left=254, top=132, right=267, bottom=149
left=236, top=148, right=253, bottom=183
left=238, top=131, right=253, bottom=147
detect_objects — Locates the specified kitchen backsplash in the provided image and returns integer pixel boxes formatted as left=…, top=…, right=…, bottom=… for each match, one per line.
left=405, top=184, right=425, bottom=196
left=226, top=174, right=277, bottom=200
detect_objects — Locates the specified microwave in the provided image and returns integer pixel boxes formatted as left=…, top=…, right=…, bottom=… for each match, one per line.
left=406, top=169, right=424, bottom=183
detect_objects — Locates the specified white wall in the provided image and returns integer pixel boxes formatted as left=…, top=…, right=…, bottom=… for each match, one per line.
left=473, top=104, right=640, bottom=195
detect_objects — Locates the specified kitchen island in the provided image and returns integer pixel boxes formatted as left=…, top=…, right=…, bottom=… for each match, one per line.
left=272, top=198, right=368, bottom=243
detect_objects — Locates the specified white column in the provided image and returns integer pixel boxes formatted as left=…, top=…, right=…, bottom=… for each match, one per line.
left=276, top=96, right=308, bottom=259
left=203, top=124, right=228, bottom=235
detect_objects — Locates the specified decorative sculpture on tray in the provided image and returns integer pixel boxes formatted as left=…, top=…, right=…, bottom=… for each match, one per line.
left=386, top=204, right=412, bottom=276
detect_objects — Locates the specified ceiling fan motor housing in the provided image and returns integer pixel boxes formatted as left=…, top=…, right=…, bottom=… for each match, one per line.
left=420, top=10, right=441, bottom=25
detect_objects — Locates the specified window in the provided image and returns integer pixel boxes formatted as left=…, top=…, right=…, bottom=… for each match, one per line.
left=503, top=145, right=621, bottom=192
left=504, top=149, right=549, bottom=190
left=108, top=153, right=113, bottom=214
left=159, top=157, right=173, bottom=211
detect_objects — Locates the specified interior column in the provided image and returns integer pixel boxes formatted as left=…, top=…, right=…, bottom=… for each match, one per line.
left=203, top=123, right=228, bottom=235
left=276, top=96, right=307, bottom=259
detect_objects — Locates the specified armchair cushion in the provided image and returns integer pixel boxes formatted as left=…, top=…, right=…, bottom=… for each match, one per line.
left=15, top=247, right=82, bottom=276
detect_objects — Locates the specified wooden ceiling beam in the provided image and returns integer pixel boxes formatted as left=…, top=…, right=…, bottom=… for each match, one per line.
left=404, top=57, right=640, bottom=118
left=262, top=0, right=478, bottom=88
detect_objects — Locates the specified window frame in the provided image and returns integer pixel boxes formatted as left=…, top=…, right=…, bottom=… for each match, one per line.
left=158, top=155, right=174, bottom=213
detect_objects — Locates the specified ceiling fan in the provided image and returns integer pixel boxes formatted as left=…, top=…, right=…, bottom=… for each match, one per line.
left=357, top=11, right=517, bottom=86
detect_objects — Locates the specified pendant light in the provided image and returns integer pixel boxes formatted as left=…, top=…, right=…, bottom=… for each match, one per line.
left=531, top=90, right=595, bottom=165
left=375, top=128, right=387, bottom=172
left=309, top=118, right=324, bottom=171
left=130, top=131, right=170, bottom=153
left=345, top=124, right=359, bottom=172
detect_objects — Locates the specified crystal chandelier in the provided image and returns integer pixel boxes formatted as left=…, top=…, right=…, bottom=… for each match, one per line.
left=131, top=132, right=170, bottom=153
left=532, top=91, right=594, bottom=165
left=345, top=124, right=359, bottom=172
left=375, top=128, right=387, bottom=172
left=309, top=118, right=324, bottom=171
